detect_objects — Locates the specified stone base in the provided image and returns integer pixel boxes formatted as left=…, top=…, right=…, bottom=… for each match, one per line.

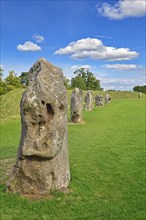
left=6, top=145, right=70, bottom=195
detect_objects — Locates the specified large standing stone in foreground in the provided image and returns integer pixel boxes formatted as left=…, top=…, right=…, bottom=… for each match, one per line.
left=105, top=93, right=111, bottom=104
left=6, top=58, right=70, bottom=195
left=95, top=94, right=104, bottom=106
left=70, top=88, right=83, bottom=123
left=84, top=90, right=93, bottom=111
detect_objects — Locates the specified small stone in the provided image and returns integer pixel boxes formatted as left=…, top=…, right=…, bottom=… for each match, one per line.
left=138, top=92, right=142, bottom=98
left=84, top=90, right=93, bottom=111
left=70, top=88, right=83, bottom=123
left=105, top=93, right=111, bottom=104
left=6, top=58, right=70, bottom=195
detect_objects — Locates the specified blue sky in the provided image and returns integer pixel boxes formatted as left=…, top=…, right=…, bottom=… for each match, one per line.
left=1, top=0, right=146, bottom=90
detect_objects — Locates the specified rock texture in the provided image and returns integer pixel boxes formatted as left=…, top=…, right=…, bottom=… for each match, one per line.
left=105, top=93, right=111, bottom=104
left=6, top=58, right=70, bottom=195
left=84, top=90, right=93, bottom=111
left=70, top=88, right=83, bottom=123
left=95, top=95, right=104, bottom=106
left=138, top=92, right=142, bottom=98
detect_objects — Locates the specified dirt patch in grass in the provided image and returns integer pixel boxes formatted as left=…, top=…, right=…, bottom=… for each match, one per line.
left=68, top=120, right=86, bottom=125
left=19, top=187, right=72, bottom=201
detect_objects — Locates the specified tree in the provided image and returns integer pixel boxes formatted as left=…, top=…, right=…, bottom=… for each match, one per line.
left=20, top=72, right=29, bottom=86
left=0, top=81, right=8, bottom=95
left=133, top=85, right=146, bottom=94
left=0, top=67, right=8, bottom=95
left=71, top=68, right=101, bottom=90
left=63, top=76, right=71, bottom=89
left=71, top=76, right=86, bottom=90
left=86, top=73, right=100, bottom=90
left=0, top=70, right=28, bottom=96
left=0, top=66, right=4, bottom=81
left=5, top=71, right=22, bottom=88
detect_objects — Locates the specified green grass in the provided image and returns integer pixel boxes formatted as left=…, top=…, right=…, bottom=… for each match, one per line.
left=0, top=89, right=24, bottom=119
left=0, top=99, right=145, bottom=219
left=0, top=119, right=21, bottom=159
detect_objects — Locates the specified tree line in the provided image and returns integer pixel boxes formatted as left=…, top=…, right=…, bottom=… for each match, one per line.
left=0, top=67, right=29, bottom=95
left=0, top=67, right=103, bottom=95
left=1, top=66, right=145, bottom=95
left=64, top=68, right=103, bottom=91
left=133, top=85, right=146, bottom=94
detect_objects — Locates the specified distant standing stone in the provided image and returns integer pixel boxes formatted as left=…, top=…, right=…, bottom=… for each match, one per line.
left=105, top=93, right=111, bottom=104
left=70, top=88, right=83, bottom=123
left=138, top=92, right=142, bottom=98
left=84, top=90, right=93, bottom=111
left=6, top=58, right=70, bottom=195
left=95, top=94, right=104, bottom=106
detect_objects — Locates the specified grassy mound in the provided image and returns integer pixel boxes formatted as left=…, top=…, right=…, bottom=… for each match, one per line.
left=0, top=88, right=144, bottom=120
left=0, top=99, right=145, bottom=219
left=0, top=89, right=25, bottom=119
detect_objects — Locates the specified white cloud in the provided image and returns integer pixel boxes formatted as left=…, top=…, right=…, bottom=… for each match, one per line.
left=97, top=0, right=146, bottom=20
left=80, top=65, right=93, bottom=69
left=101, top=76, right=145, bottom=91
left=143, top=70, right=146, bottom=75
left=55, top=38, right=138, bottom=61
left=70, top=65, right=80, bottom=70
left=0, top=64, right=4, bottom=70
left=70, top=64, right=92, bottom=70
left=95, top=35, right=112, bottom=39
left=17, top=41, right=41, bottom=51
left=33, top=34, right=44, bottom=43
left=104, top=64, right=141, bottom=70
left=61, top=63, right=145, bottom=91
left=62, top=64, right=98, bottom=80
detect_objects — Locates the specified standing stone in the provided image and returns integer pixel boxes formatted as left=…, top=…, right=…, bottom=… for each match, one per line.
left=95, top=94, right=104, bottom=106
left=84, top=90, right=93, bottom=111
left=70, top=88, right=83, bottom=123
left=6, top=58, right=70, bottom=195
left=138, top=92, right=142, bottom=98
left=105, top=93, right=111, bottom=104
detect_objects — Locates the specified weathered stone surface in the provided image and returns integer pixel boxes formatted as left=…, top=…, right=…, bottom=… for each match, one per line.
left=70, top=88, right=83, bottom=123
left=138, top=92, right=142, bottom=98
left=84, top=90, right=93, bottom=111
left=95, top=94, right=104, bottom=106
left=105, top=93, right=111, bottom=104
left=6, top=58, right=70, bottom=195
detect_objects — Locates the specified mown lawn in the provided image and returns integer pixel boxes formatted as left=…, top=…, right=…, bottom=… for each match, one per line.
left=0, top=99, right=145, bottom=220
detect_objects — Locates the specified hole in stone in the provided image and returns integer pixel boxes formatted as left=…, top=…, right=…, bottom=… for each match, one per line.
left=41, top=100, right=45, bottom=105
left=59, top=104, right=64, bottom=111
left=51, top=172, right=55, bottom=180
left=46, top=103, right=54, bottom=115
left=38, top=121, right=46, bottom=126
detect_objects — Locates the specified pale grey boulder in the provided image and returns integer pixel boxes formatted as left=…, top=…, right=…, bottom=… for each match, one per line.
left=95, top=94, right=104, bottom=106
left=70, top=88, right=83, bottom=123
left=105, top=93, right=111, bottom=104
left=84, top=90, right=93, bottom=111
left=138, top=92, right=142, bottom=98
left=6, top=58, right=70, bottom=195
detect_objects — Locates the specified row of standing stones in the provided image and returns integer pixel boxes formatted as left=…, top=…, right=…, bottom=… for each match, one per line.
left=70, top=88, right=111, bottom=123
left=5, top=58, right=110, bottom=196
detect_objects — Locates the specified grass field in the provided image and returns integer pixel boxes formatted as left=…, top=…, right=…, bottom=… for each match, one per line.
left=0, top=97, right=146, bottom=219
